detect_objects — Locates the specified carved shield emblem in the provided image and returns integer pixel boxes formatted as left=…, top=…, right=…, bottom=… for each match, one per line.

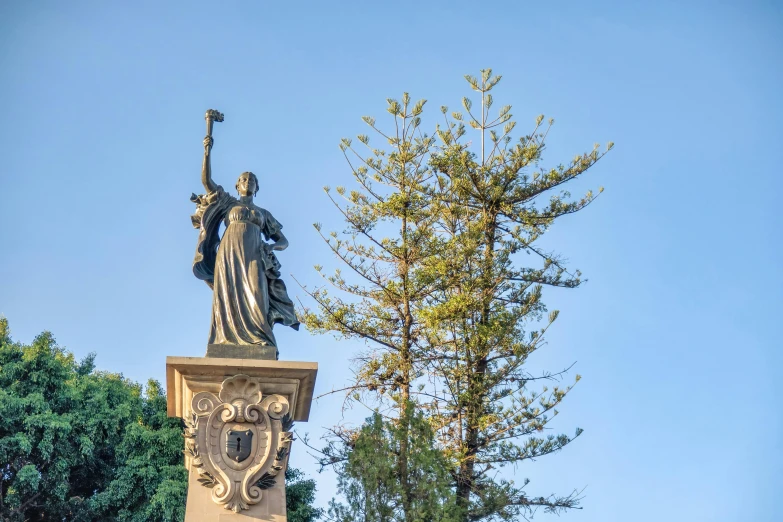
left=226, top=429, right=253, bottom=462
left=186, top=375, right=292, bottom=512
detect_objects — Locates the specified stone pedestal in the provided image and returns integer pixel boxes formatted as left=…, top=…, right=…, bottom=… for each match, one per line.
left=166, top=356, right=317, bottom=522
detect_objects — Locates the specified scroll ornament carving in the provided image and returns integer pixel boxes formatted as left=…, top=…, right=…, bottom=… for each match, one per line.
left=183, top=375, right=293, bottom=512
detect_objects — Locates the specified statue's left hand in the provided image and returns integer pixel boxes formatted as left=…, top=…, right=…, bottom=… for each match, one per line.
left=269, top=232, right=289, bottom=252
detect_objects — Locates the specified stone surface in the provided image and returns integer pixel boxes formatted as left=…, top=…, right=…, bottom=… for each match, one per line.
left=206, top=344, right=278, bottom=360
left=183, top=462, right=287, bottom=521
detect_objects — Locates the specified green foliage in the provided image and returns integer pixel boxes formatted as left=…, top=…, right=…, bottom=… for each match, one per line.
left=88, top=380, right=188, bottom=521
left=327, top=409, right=459, bottom=522
left=286, top=467, right=325, bottom=522
left=300, top=91, right=443, bottom=522
left=0, top=317, right=153, bottom=521
left=304, top=70, right=610, bottom=521
left=425, top=69, right=604, bottom=519
left=0, top=319, right=322, bottom=521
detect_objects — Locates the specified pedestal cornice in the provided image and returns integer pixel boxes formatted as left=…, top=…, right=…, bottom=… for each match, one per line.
left=166, top=356, right=317, bottom=422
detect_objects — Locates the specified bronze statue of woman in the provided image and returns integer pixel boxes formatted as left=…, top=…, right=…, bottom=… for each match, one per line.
left=190, top=110, right=299, bottom=349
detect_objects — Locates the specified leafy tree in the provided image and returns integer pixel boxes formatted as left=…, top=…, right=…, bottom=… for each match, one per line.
left=0, top=319, right=323, bottom=521
left=302, top=70, right=611, bottom=521
left=0, top=317, right=163, bottom=521
left=88, top=379, right=188, bottom=521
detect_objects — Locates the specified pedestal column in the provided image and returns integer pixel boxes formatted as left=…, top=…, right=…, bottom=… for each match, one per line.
left=166, top=356, right=317, bottom=522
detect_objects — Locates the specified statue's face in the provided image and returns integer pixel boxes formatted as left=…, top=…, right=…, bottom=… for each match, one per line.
left=236, top=173, right=257, bottom=197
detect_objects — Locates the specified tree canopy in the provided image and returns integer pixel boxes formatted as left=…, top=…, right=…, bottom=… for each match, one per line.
left=0, top=317, right=184, bottom=521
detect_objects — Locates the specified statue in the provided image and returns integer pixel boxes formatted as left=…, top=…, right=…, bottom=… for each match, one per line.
left=190, top=110, right=299, bottom=350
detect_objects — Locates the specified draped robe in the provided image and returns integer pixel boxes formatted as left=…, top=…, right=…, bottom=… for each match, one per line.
left=191, top=186, right=299, bottom=347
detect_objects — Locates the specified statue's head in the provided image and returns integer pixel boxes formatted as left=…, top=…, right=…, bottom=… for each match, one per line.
left=236, top=172, right=259, bottom=197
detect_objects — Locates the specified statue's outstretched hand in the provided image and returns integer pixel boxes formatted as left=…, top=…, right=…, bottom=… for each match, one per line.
left=203, top=136, right=214, bottom=151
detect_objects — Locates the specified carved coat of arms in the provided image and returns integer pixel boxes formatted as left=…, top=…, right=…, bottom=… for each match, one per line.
left=183, top=375, right=294, bottom=512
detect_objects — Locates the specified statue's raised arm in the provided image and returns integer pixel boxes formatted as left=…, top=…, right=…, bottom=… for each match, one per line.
left=201, top=109, right=223, bottom=193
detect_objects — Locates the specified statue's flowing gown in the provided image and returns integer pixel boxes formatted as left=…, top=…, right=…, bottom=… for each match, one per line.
left=191, top=186, right=299, bottom=347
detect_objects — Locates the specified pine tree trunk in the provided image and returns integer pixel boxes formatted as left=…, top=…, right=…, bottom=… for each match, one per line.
left=399, top=341, right=412, bottom=522
left=456, top=216, right=498, bottom=522
left=399, top=203, right=414, bottom=522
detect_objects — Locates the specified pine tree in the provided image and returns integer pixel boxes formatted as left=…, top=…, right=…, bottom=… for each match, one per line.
left=302, top=70, right=612, bottom=521
left=424, top=70, right=612, bottom=519
left=326, top=410, right=457, bottom=522
left=299, top=93, right=444, bottom=522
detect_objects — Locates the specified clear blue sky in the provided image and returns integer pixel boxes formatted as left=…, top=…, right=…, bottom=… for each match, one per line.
left=1, top=1, right=781, bottom=520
